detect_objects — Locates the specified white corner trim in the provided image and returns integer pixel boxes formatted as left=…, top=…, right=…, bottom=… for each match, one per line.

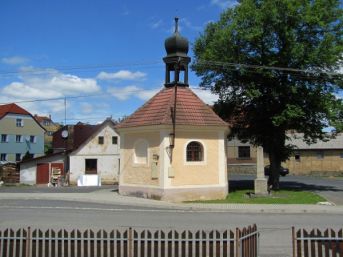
left=218, top=131, right=227, bottom=185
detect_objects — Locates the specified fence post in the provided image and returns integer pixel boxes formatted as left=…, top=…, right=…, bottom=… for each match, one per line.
left=292, top=227, right=296, bottom=257
left=25, top=227, right=31, bottom=257
left=235, top=227, right=240, bottom=257
left=128, top=227, right=133, bottom=257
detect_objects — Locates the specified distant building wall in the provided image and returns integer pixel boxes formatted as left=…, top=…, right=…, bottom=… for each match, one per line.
left=228, top=135, right=343, bottom=176
left=0, top=114, right=45, bottom=162
left=283, top=150, right=343, bottom=176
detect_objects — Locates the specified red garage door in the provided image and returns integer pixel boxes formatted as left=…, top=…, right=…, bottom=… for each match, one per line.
left=36, top=163, right=49, bottom=184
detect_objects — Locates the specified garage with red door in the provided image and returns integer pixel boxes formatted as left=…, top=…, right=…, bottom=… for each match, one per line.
left=20, top=153, right=66, bottom=185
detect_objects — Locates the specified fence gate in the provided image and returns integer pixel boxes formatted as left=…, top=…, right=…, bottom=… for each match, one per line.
left=292, top=227, right=343, bottom=257
left=0, top=225, right=259, bottom=257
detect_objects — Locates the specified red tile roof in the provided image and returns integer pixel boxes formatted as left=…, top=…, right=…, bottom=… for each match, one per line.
left=0, top=103, right=31, bottom=119
left=53, top=124, right=100, bottom=150
left=34, top=115, right=50, bottom=123
left=116, top=86, right=228, bottom=128
left=52, top=119, right=116, bottom=151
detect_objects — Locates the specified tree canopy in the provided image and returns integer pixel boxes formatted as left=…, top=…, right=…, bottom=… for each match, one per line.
left=192, top=0, right=343, bottom=189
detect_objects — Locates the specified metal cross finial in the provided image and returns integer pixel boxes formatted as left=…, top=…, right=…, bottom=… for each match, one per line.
left=174, top=17, right=179, bottom=33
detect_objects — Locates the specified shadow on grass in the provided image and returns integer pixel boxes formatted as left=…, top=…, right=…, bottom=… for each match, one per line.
left=229, top=179, right=343, bottom=193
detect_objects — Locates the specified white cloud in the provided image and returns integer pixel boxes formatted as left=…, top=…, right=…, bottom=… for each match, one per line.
left=80, top=102, right=94, bottom=114
left=191, top=86, right=219, bottom=104
left=181, top=18, right=202, bottom=32
left=97, top=70, right=146, bottom=81
left=211, top=0, right=238, bottom=9
left=2, top=82, right=62, bottom=99
left=2, top=56, right=28, bottom=65
left=2, top=70, right=100, bottom=100
left=151, top=19, right=164, bottom=29
left=0, top=67, right=101, bottom=123
left=108, top=85, right=160, bottom=101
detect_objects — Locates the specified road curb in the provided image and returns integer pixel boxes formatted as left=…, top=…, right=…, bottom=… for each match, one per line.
left=1, top=193, right=343, bottom=214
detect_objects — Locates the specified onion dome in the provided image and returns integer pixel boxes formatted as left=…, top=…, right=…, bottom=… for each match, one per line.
left=164, top=17, right=189, bottom=58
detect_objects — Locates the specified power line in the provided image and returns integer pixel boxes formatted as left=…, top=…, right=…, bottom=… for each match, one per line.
left=0, top=60, right=163, bottom=77
left=0, top=86, right=214, bottom=105
left=0, top=59, right=341, bottom=77
left=195, top=60, right=343, bottom=77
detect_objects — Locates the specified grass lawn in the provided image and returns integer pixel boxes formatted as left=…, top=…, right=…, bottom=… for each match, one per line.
left=190, top=189, right=326, bottom=204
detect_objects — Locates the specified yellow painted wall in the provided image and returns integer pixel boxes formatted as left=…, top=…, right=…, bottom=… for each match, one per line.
left=284, top=150, right=343, bottom=174
left=171, top=131, right=220, bottom=186
left=121, top=131, right=160, bottom=186
left=1, top=116, right=44, bottom=134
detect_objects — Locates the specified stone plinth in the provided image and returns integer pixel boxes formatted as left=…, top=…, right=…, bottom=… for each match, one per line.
left=254, top=178, right=268, bottom=195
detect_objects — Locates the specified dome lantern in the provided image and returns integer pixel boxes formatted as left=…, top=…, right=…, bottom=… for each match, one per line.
left=163, top=17, right=191, bottom=87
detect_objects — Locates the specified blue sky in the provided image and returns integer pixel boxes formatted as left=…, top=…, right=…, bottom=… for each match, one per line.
left=0, top=0, right=238, bottom=125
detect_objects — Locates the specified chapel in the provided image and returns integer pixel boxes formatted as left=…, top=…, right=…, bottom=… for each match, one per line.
left=116, top=18, right=229, bottom=201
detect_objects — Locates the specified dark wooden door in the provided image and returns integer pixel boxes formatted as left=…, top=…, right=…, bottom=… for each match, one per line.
left=36, top=163, right=49, bottom=184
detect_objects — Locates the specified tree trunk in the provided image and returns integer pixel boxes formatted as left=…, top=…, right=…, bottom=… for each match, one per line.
left=267, top=150, right=281, bottom=190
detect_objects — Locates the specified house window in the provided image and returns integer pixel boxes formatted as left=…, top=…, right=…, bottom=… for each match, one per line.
left=295, top=153, right=301, bottom=162
left=112, top=136, right=118, bottom=145
left=15, top=153, right=22, bottom=162
left=316, top=151, right=324, bottom=159
left=43, top=120, right=50, bottom=126
left=1, top=134, right=8, bottom=143
left=98, top=136, right=104, bottom=144
left=85, top=159, right=97, bottom=174
left=29, top=135, right=36, bottom=143
left=238, top=146, right=250, bottom=159
left=16, top=135, right=22, bottom=143
left=47, top=131, right=53, bottom=136
left=186, top=141, right=203, bottom=162
left=134, top=140, right=148, bottom=164
left=16, top=118, right=23, bottom=127
left=0, top=154, right=7, bottom=161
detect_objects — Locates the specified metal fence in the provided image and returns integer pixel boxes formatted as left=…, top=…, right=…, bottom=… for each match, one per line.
left=292, top=227, right=343, bottom=257
left=0, top=225, right=258, bottom=257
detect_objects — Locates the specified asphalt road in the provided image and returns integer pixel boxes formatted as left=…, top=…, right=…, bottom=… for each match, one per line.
left=0, top=175, right=342, bottom=256
left=0, top=199, right=342, bottom=257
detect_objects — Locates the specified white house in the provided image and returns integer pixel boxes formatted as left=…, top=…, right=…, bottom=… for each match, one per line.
left=68, top=119, right=120, bottom=185
left=20, top=118, right=120, bottom=186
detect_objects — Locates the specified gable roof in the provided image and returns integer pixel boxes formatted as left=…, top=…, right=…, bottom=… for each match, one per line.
left=0, top=103, right=46, bottom=131
left=52, top=119, right=116, bottom=151
left=116, top=86, right=227, bottom=129
left=287, top=133, right=343, bottom=150
left=0, top=103, right=31, bottom=119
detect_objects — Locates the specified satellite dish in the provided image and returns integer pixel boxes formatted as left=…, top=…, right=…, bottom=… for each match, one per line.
left=61, top=130, right=69, bottom=139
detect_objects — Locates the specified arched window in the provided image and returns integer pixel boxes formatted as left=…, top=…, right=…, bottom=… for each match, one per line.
left=134, top=140, right=148, bottom=164
left=186, top=141, right=203, bottom=162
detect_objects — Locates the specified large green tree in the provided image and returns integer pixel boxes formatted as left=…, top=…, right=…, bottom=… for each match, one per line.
left=192, top=0, right=343, bottom=189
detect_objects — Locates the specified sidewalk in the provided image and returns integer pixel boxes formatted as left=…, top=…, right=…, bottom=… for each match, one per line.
left=1, top=187, right=343, bottom=214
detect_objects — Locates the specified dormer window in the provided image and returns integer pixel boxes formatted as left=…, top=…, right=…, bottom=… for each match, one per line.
left=98, top=136, right=104, bottom=144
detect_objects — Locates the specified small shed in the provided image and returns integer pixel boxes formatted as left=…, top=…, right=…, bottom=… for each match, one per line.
left=20, top=152, right=66, bottom=185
